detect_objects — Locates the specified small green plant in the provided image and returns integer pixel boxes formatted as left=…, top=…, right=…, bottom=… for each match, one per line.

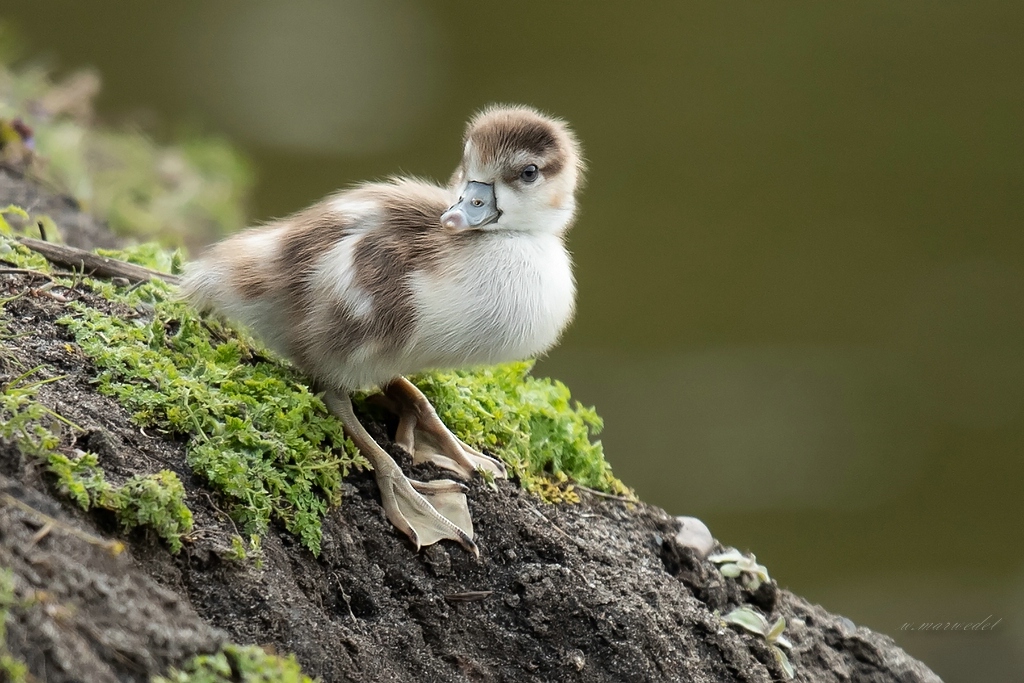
left=153, top=644, right=315, bottom=683
left=0, top=366, right=66, bottom=458
left=116, top=471, right=194, bottom=553
left=228, top=535, right=248, bottom=561
left=0, top=569, right=28, bottom=683
left=0, top=231, right=52, bottom=271
left=709, top=548, right=771, bottom=591
left=722, top=606, right=794, bottom=679
left=226, top=534, right=263, bottom=569
left=46, top=450, right=115, bottom=510
left=0, top=204, right=29, bottom=237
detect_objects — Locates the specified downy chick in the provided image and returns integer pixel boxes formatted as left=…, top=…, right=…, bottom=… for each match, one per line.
left=182, top=105, right=584, bottom=555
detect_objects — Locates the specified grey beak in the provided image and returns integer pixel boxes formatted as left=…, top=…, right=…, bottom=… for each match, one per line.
left=441, top=181, right=501, bottom=231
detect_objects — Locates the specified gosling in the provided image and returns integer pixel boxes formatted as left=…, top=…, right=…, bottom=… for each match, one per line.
left=181, top=105, right=584, bottom=555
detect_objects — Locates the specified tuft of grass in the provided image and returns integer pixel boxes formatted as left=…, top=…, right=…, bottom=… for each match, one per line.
left=153, top=644, right=316, bottom=683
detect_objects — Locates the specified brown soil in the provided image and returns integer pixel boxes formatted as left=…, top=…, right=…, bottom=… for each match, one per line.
left=0, top=167, right=941, bottom=682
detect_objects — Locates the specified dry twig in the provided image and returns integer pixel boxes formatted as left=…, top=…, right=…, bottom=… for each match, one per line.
left=16, top=237, right=180, bottom=285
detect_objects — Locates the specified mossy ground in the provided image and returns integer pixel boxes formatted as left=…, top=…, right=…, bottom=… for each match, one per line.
left=153, top=645, right=315, bottom=683
left=0, top=235, right=193, bottom=553
left=2, top=222, right=627, bottom=561
left=60, top=281, right=366, bottom=557
left=413, top=363, right=627, bottom=502
left=0, top=357, right=193, bottom=553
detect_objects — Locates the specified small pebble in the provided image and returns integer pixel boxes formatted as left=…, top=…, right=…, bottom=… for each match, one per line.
left=673, top=516, right=715, bottom=558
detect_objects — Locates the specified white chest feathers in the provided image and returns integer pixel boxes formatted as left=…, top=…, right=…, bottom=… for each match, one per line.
left=407, top=232, right=576, bottom=369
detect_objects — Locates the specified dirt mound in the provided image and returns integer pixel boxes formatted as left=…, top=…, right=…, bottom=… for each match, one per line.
left=0, top=166, right=940, bottom=682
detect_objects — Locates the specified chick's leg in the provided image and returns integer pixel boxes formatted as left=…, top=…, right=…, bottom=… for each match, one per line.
left=323, top=390, right=478, bottom=556
left=383, top=377, right=507, bottom=480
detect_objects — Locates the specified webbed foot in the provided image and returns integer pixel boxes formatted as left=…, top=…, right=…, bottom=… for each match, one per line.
left=376, top=469, right=477, bottom=556
left=323, top=390, right=478, bottom=555
left=383, top=377, right=507, bottom=480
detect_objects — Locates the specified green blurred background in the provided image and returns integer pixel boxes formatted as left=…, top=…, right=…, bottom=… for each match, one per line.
left=5, top=2, right=1022, bottom=680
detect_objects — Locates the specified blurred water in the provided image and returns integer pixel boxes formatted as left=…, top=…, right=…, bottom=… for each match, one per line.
left=8, top=2, right=1024, bottom=680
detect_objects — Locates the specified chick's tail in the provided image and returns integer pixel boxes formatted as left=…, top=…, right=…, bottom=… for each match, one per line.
left=177, top=226, right=282, bottom=316
left=178, top=258, right=233, bottom=313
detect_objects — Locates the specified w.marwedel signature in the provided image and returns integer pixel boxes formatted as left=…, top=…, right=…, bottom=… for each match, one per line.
left=900, top=615, right=1001, bottom=632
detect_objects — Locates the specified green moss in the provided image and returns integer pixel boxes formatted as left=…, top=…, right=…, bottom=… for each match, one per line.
left=227, top=533, right=263, bottom=567
left=98, top=240, right=185, bottom=275
left=46, top=450, right=115, bottom=510
left=0, top=212, right=49, bottom=269
left=0, top=356, right=193, bottom=552
left=0, top=233, right=355, bottom=556
left=0, top=368, right=63, bottom=459
left=414, top=363, right=629, bottom=501
left=58, top=281, right=365, bottom=557
left=153, top=644, right=315, bottom=683
left=115, top=471, right=194, bottom=554
left=0, top=569, right=28, bottom=683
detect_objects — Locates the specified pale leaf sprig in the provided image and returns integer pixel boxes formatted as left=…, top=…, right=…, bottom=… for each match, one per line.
left=722, top=606, right=795, bottom=679
left=709, top=548, right=771, bottom=591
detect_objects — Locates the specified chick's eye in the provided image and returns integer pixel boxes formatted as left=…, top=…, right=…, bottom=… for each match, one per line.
left=520, top=164, right=539, bottom=183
